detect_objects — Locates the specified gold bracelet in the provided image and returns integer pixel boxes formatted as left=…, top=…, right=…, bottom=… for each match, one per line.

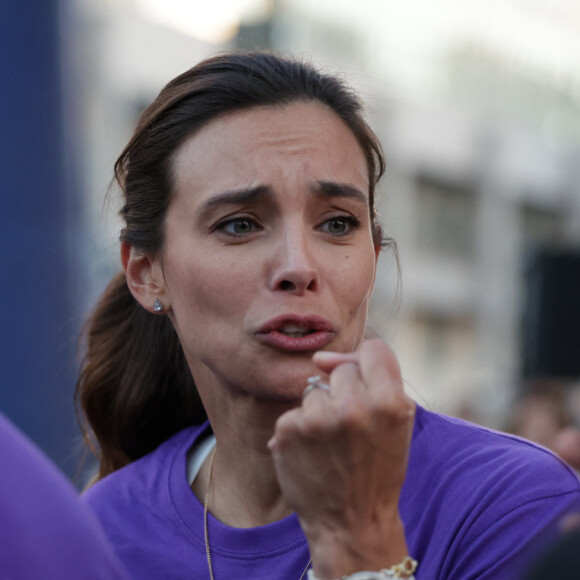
left=384, top=556, right=418, bottom=578
left=306, top=556, right=418, bottom=580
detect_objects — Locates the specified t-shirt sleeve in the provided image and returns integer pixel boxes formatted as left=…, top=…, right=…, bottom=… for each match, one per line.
left=443, top=487, right=580, bottom=579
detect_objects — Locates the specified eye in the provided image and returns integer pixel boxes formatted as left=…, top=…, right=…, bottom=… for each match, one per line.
left=216, top=217, right=261, bottom=236
left=319, top=216, right=361, bottom=237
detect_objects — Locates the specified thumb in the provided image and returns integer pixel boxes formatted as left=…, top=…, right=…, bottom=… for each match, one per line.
left=312, top=351, right=359, bottom=374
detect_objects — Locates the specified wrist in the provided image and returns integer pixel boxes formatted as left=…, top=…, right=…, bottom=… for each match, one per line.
left=302, top=511, right=410, bottom=579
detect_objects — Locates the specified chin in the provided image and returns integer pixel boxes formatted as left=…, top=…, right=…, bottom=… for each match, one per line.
left=254, top=373, right=312, bottom=403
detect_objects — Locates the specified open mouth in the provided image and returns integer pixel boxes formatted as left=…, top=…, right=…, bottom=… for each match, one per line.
left=276, top=324, right=317, bottom=338
left=257, top=315, right=335, bottom=351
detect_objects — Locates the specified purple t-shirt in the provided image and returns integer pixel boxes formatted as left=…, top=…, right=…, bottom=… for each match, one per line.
left=0, top=413, right=130, bottom=580
left=83, top=405, right=580, bottom=579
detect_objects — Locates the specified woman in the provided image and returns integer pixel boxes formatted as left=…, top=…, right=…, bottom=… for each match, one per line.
left=78, top=51, right=580, bottom=580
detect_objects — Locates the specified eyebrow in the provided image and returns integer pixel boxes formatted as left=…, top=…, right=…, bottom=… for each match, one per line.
left=198, top=180, right=368, bottom=213
left=314, top=181, right=369, bottom=206
left=198, top=185, right=272, bottom=211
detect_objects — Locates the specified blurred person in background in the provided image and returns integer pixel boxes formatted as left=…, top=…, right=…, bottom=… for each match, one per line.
left=508, top=379, right=580, bottom=471
left=522, top=526, right=580, bottom=579
left=76, top=51, right=580, bottom=580
left=0, top=412, right=129, bottom=579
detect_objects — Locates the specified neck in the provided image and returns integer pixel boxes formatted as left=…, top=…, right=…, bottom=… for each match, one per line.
left=195, top=436, right=292, bottom=528
left=191, top=373, right=298, bottom=527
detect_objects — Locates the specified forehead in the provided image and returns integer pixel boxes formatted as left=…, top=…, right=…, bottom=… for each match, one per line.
left=170, top=101, right=370, bottom=201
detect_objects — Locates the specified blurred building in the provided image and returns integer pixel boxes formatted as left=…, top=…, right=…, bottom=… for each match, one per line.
left=269, top=0, right=580, bottom=426
left=72, top=0, right=580, bottom=431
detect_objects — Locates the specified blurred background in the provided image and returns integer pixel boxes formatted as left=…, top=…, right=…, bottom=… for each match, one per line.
left=2, top=0, right=580, bottom=481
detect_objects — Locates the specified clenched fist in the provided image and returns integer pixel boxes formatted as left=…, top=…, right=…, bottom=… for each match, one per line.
left=268, top=339, right=415, bottom=579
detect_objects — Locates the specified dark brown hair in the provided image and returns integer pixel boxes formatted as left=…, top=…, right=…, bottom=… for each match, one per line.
left=76, top=51, right=387, bottom=480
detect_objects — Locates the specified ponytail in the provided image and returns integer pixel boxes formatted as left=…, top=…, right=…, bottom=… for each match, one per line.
left=76, top=272, right=206, bottom=480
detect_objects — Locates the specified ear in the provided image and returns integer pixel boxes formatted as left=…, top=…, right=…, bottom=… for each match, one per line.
left=372, top=222, right=384, bottom=260
left=373, top=241, right=381, bottom=265
left=368, top=235, right=381, bottom=293
left=121, top=241, right=169, bottom=314
left=368, top=247, right=379, bottom=297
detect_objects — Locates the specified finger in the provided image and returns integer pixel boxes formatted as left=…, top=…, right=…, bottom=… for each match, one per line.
left=301, top=363, right=362, bottom=412
left=302, top=379, right=331, bottom=399
left=312, top=351, right=359, bottom=374
left=268, top=407, right=303, bottom=451
left=300, top=362, right=365, bottom=436
left=327, top=361, right=366, bottom=400
left=358, top=339, right=403, bottom=394
left=300, top=375, right=335, bottom=420
left=357, top=340, right=415, bottom=420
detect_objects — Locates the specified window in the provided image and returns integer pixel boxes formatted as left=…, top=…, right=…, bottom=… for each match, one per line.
left=521, top=204, right=563, bottom=246
left=415, top=174, right=476, bottom=260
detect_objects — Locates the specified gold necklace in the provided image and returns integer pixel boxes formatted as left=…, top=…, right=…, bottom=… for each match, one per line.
left=203, top=447, right=312, bottom=580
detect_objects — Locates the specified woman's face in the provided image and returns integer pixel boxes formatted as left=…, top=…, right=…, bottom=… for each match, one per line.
left=158, top=101, right=378, bottom=400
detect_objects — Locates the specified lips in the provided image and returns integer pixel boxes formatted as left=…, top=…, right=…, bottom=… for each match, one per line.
left=256, top=315, right=336, bottom=352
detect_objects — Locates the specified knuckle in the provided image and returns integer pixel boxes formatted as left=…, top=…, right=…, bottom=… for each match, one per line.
left=336, top=397, right=368, bottom=428
left=273, top=412, right=298, bottom=444
left=301, top=416, right=328, bottom=439
left=374, top=393, right=413, bottom=422
left=360, top=338, right=388, bottom=362
left=359, top=340, right=404, bottom=389
left=330, top=361, right=359, bottom=384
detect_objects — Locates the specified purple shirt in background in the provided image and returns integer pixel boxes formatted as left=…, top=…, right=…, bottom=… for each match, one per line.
left=83, top=405, right=580, bottom=579
left=0, top=412, right=129, bottom=580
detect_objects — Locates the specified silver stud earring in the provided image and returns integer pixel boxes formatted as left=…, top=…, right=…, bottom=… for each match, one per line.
left=153, top=298, right=164, bottom=313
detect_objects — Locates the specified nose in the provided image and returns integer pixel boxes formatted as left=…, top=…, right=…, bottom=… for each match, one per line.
left=269, top=226, right=320, bottom=295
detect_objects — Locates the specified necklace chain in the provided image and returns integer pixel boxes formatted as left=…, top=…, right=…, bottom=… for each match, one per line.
left=203, top=446, right=312, bottom=580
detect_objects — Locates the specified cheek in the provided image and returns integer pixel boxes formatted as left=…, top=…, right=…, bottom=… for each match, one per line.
left=331, top=251, right=377, bottom=308
left=166, top=252, right=256, bottom=319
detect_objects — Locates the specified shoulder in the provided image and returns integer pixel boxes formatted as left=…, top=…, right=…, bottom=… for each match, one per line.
left=409, top=405, right=580, bottom=509
left=412, top=405, right=580, bottom=491
left=404, top=406, right=580, bottom=579
left=403, top=408, right=580, bottom=525
left=83, top=423, right=206, bottom=521
left=81, top=423, right=210, bottom=577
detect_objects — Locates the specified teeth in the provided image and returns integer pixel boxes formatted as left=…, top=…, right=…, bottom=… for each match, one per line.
left=282, top=324, right=306, bottom=333
left=279, top=324, right=311, bottom=337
